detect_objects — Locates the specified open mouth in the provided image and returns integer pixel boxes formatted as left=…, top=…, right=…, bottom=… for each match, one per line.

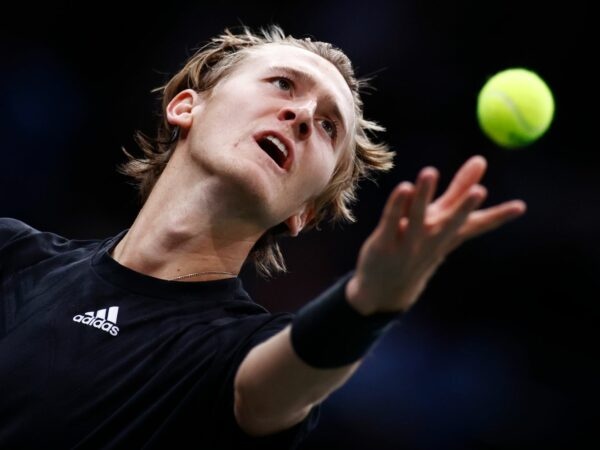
left=256, top=135, right=289, bottom=169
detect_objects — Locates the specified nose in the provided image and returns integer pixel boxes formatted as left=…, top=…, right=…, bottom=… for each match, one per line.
left=277, top=100, right=316, bottom=141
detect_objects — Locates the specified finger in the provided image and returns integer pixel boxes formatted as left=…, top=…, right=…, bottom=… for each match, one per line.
left=459, top=200, right=527, bottom=240
left=437, top=184, right=488, bottom=242
left=436, top=155, right=487, bottom=210
left=405, top=167, right=438, bottom=236
left=379, top=182, right=414, bottom=237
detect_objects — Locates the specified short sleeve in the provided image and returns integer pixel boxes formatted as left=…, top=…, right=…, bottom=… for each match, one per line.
left=212, top=312, right=321, bottom=450
left=0, top=218, right=39, bottom=279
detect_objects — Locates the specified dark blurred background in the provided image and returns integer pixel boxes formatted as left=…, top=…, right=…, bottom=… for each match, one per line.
left=1, top=1, right=597, bottom=449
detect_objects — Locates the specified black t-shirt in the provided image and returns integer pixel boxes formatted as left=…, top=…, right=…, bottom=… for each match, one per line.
left=0, top=218, right=320, bottom=449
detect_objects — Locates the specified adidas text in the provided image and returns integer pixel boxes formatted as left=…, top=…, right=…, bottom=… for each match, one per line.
left=73, top=307, right=120, bottom=336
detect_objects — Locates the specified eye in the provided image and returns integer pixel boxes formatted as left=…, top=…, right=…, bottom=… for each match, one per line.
left=320, top=119, right=338, bottom=140
left=272, top=77, right=293, bottom=92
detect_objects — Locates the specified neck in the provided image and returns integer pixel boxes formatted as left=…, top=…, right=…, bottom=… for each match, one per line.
left=111, top=149, right=267, bottom=282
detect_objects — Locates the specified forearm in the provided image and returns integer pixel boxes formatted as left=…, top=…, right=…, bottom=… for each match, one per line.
left=234, top=325, right=361, bottom=436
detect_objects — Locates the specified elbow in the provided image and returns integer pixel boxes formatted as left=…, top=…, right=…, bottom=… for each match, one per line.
left=233, top=383, right=312, bottom=437
left=233, top=385, right=268, bottom=437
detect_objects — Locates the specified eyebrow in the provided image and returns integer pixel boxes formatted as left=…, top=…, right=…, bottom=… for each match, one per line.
left=268, top=65, right=348, bottom=135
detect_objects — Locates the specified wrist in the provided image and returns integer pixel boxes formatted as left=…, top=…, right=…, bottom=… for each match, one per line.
left=345, top=273, right=406, bottom=316
left=345, top=275, right=379, bottom=316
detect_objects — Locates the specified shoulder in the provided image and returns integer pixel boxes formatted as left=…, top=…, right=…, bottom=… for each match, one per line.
left=0, top=218, right=38, bottom=249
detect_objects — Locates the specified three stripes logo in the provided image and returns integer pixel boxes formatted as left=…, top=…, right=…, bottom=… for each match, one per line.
left=73, top=306, right=120, bottom=336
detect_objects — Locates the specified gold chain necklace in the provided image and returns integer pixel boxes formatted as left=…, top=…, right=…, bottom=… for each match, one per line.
left=169, top=271, right=237, bottom=281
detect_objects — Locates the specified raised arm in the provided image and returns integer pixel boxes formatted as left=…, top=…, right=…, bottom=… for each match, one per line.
left=233, top=155, right=526, bottom=436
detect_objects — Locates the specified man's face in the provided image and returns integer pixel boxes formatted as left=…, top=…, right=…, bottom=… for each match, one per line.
left=184, top=43, right=355, bottom=233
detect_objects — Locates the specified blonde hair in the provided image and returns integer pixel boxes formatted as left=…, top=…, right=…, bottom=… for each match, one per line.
left=119, top=25, right=394, bottom=277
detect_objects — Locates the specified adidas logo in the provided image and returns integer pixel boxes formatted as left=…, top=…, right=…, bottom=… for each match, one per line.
left=73, top=306, right=120, bottom=336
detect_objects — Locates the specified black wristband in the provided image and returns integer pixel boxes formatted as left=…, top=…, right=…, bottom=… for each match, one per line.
left=290, top=272, right=401, bottom=369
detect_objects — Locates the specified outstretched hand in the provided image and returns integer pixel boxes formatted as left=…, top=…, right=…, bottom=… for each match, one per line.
left=345, top=155, right=526, bottom=315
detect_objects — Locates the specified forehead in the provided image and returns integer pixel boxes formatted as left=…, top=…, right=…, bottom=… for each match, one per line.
left=239, top=44, right=355, bottom=131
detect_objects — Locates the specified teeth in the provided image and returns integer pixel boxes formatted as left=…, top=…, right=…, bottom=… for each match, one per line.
left=265, top=135, right=288, bottom=158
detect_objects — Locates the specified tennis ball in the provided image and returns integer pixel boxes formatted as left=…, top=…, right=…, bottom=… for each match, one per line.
left=477, top=68, right=555, bottom=148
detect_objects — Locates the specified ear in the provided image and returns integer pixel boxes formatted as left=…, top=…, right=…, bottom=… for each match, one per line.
left=284, top=203, right=316, bottom=237
left=166, top=89, right=201, bottom=130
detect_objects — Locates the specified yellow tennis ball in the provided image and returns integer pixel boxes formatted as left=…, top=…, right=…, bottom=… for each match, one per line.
left=477, top=68, right=555, bottom=148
